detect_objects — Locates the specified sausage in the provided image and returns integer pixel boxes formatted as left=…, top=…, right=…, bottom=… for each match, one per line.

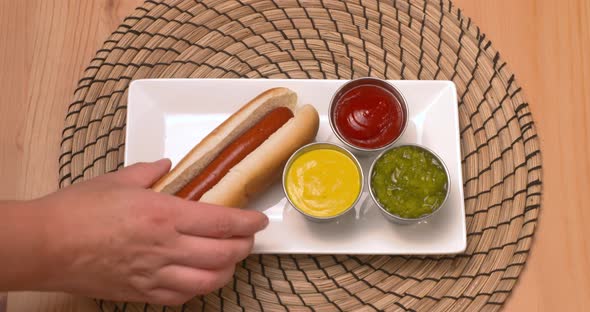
left=175, top=107, right=294, bottom=201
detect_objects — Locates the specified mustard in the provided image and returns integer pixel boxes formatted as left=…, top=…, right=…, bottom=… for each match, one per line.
left=286, top=148, right=361, bottom=217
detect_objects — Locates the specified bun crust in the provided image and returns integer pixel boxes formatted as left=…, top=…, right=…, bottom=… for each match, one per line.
left=151, top=87, right=319, bottom=208
left=200, top=104, right=319, bottom=207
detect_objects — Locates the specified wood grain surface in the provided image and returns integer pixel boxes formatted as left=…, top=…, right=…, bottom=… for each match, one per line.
left=1, top=0, right=588, bottom=311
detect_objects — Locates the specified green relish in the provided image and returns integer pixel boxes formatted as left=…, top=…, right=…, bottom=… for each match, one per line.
left=371, top=146, right=448, bottom=219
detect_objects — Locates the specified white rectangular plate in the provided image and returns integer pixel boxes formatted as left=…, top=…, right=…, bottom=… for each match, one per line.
left=126, top=79, right=466, bottom=255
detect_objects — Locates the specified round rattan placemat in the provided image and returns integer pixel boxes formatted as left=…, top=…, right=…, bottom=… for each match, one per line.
left=59, top=0, right=542, bottom=311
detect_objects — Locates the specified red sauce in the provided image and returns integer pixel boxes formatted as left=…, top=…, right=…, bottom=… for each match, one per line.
left=334, top=84, right=405, bottom=149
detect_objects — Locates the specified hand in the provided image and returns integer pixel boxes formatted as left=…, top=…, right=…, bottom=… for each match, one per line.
left=35, top=159, right=268, bottom=305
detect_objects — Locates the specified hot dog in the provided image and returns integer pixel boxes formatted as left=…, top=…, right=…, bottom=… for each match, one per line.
left=176, top=107, right=294, bottom=201
left=151, top=87, right=320, bottom=208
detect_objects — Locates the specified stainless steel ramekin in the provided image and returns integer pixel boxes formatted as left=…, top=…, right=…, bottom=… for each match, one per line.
left=368, top=144, right=451, bottom=224
left=328, top=77, right=409, bottom=156
left=282, top=142, right=364, bottom=222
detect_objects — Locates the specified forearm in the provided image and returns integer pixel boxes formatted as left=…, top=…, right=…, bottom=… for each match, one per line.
left=0, top=200, right=58, bottom=291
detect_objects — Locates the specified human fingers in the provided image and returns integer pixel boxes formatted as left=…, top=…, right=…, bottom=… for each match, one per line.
left=174, top=202, right=268, bottom=238
left=168, top=235, right=254, bottom=269
left=152, top=264, right=235, bottom=298
left=97, top=159, right=172, bottom=188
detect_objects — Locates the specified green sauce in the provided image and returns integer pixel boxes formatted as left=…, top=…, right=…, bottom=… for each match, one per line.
left=371, top=146, right=448, bottom=219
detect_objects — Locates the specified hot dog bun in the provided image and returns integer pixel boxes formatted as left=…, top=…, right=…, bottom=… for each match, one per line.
left=152, top=87, right=320, bottom=208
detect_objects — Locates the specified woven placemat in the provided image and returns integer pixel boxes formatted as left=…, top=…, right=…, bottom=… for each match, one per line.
left=58, top=0, right=542, bottom=311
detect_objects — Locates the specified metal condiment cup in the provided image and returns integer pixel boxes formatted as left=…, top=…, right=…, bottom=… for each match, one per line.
left=368, top=144, right=451, bottom=225
left=328, top=77, right=409, bottom=156
left=282, top=142, right=364, bottom=223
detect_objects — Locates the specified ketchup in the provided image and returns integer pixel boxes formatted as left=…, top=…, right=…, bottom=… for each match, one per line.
left=334, top=84, right=405, bottom=149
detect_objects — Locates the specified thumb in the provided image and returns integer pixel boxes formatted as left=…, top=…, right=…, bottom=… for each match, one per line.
left=101, top=158, right=172, bottom=188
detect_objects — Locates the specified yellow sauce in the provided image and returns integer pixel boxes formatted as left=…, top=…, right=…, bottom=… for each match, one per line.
left=285, top=148, right=361, bottom=217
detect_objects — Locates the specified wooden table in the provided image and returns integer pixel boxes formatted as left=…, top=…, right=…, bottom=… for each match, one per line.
left=1, top=0, right=588, bottom=311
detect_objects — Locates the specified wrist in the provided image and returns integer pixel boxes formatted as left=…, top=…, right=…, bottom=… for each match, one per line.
left=0, top=199, right=57, bottom=291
